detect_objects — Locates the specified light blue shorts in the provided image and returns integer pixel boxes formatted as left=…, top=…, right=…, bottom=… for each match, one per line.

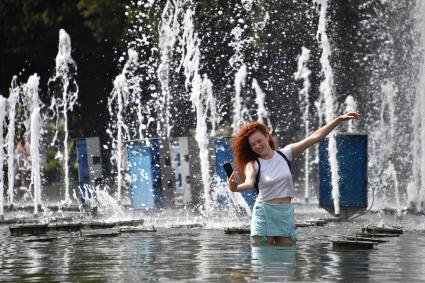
left=251, top=201, right=297, bottom=242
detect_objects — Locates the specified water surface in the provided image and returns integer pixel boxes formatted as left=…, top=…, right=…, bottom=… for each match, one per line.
left=1, top=210, right=424, bottom=282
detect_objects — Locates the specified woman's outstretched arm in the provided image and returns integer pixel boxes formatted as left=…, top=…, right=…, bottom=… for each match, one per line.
left=291, top=112, right=360, bottom=159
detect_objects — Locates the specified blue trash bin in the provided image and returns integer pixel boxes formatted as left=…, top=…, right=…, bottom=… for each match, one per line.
left=319, top=134, right=368, bottom=219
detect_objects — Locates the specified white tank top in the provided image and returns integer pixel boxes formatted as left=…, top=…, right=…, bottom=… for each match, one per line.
left=253, top=145, right=294, bottom=201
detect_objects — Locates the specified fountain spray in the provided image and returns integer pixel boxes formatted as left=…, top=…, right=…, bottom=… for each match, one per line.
left=294, top=46, right=312, bottom=203
left=229, top=22, right=252, bottom=134
left=25, top=74, right=42, bottom=215
left=380, top=81, right=401, bottom=214
left=315, top=0, right=340, bottom=215
left=0, top=97, right=7, bottom=218
left=49, top=29, right=78, bottom=205
left=158, top=0, right=181, bottom=138
left=179, top=6, right=214, bottom=210
left=344, top=95, right=357, bottom=133
left=113, top=75, right=128, bottom=204
left=232, top=64, right=248, bottom=135
left=204, top=77, right=218, bottom=137
left=7, top=77, right=19, bottom=205
left=252, top=78, right=272, bottom=131
left=108, top=49, right=139, bottom=203
left=192, top=72, right=213, bottom=210
left=411, top=0, right=425, bottom=211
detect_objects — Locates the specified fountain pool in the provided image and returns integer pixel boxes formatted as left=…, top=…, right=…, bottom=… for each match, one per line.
left=1, top=209, right=425, bottom=282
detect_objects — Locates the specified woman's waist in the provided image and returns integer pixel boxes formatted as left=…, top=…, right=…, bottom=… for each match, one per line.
left=261, top=197, right=292, bottom=204
left=257, top=188, right=293, bottom=203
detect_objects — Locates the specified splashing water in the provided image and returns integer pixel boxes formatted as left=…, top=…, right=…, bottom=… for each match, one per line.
left=0, top=97, right=7, bottom=216
left=192, top=73, right=212, bottom=210
left=232, top=64, right=248, bottom=134
left=376, top=81, right=401, bottom=214
left=113, top=75, right=128, bottom=204
left=254, top=11, right=269, bottom=31
left=108, top=49, right=139, bottom=203
left=411, top=0, right=425, bottom=211
left=157, top=0, right=182, bottom=137
left=229, top=27, right=250, bottom=71
left=344, top=95, right=357, bottom=133
left=315, top=0, right=340, bottom=215
left=252, top=78, right=272, bottom=131
left=179, top=5, right=213, bottom=210
left=119, top=49, right=144, bottom=142
left=241, top=0, right=254, bottom=12
left=49, top=29, right=79, bottom=205
left=94, top=186, right=129, bottom=221
left=25, top=74, right=42, bottom=215
left=294, top=46, right=312, bottom=202
left=203, top=76, right=218, bottom=137
left=7, top=77, right=19, bottom=205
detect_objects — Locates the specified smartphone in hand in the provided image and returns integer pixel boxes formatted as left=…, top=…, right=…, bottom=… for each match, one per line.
left=223, top=162, right=234, bottom=178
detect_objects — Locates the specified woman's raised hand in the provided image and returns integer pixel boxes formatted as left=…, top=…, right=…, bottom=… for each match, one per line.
left=339, top=112, right=360, bottom=121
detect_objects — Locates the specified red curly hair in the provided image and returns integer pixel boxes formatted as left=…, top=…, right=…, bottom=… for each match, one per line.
left=232, top=121, right=276, bottom=177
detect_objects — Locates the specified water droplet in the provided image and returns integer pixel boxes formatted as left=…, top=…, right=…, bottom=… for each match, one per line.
left=241, top=0, right=253, bottom=11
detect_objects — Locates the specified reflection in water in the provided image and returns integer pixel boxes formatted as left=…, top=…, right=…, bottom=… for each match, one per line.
left=329, top=244, right=372, bottom=282
left=399, top=231, right=425, bottom=282
left=59, top=239, right=72, bottom=280
left=1, top=222, right=425, bottom=282
left=323, top=242, right=341, bottom=281
left=118, top=234, right=158, bottom=281
left=250, top=245, right=296, bottom=281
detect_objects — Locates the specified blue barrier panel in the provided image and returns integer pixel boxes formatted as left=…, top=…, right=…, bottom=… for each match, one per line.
left=76, top=139, right=89, bottom=183
left=319, top=134, right=368, bottom=215
left=127, top=141, right=155, bottom=208
left=149, top=139, right=164, bottom=208
left=214, top=137, right=233, bottom=183
left=76, top=139, right=90, bottom=203
left=214, top=137, right=232, bottom=206
left=214, top=137, right=257, bottom=208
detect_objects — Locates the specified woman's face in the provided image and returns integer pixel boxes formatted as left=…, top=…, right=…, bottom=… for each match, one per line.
left=248, top=131, right=270, bottom=156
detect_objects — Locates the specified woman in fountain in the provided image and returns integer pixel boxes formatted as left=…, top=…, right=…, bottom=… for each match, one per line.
left=227, top=112, right=360, bottom=246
